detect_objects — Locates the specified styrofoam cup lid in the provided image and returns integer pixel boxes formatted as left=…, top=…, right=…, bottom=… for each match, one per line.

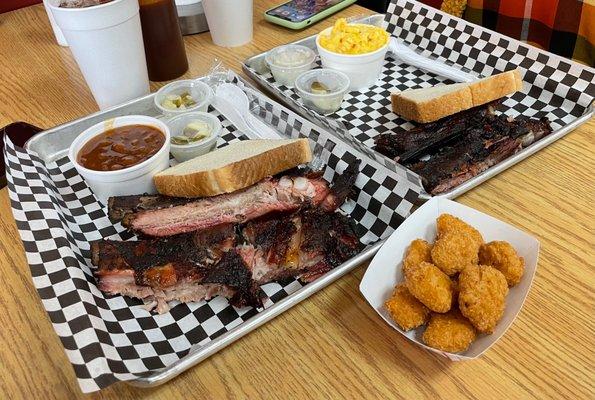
left=175, top=0, right=201, bottom=6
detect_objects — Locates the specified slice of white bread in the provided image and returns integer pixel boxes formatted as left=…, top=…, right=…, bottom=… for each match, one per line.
left=391, top=69, right=522, bottom=123
left=154, top=138, right=312, bottom=198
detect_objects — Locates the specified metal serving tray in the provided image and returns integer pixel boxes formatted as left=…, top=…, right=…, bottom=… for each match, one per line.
left=242, top=11, right=594, bottom=200
left=130, top=243, right=382, bottom=388
left=16, top=74, right=422, bottom=391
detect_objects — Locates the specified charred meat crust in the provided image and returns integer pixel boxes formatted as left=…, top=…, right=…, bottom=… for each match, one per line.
left=242, top=213, right=297, bottom=265
left=374, top=101, right=500, bottom=162
left=406, top=133, right=520, bottom=194
left=109, top=162, right=360, bottom=238
left=108, top=194, right=190, bottom=222
left=405, top=113, right=554, bottom=194
left=276, top=166, right=324, bottom=180
left=376, top=109, right=552, bottom=195
left=119, top=178, right=301, bottom=237
left=93, top=225, right=236, bottom=288
left=415, top=137, right=522, bottom=194
left=108, top=168, right=326, bottom=224
left=300, top=210, right=362, bottom=268
left=201, top=250, right=262, bottom=308
left=94, top=162, right=363, bottom=312
left=322, top=160, right=360, bottom=211
left=92, top=209, right=361, bottom=311
left=93, top=224, right=235, bottom=273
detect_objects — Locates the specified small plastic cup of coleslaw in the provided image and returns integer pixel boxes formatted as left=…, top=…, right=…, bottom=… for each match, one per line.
left=166, top=111, right=222, bottom=162
left=265, top=44, right=316, bottom=88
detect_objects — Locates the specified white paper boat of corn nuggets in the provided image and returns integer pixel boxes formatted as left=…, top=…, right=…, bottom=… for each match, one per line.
left=359, top=197, right=540, bottom=360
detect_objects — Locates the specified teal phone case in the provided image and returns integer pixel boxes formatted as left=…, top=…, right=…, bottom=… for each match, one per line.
left=264, top=0, right=357, bottom=30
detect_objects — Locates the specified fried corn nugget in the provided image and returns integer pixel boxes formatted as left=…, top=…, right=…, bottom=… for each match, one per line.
left=405, top=261, right=453, bottom=313
left=458, top=264, right=508, bottom=333
left=451, top=278, right=459, bottom=308
left=431, top=232, right=479, bottom=275
left=403, top=239, right=433, bottom=275
left=385, top=283, right=430, bottom=331
left=422, top=309, right=477, bottom=353
left=479, top=241, right=525, bottom=287
left=436, top=214, right=484, bottom=247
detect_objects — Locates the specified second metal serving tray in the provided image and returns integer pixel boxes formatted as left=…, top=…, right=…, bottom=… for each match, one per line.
left=242, top=7, right=595, bottom=200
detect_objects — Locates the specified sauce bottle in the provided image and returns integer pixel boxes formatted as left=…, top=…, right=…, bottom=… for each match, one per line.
left=139, top=0, right=189, bottom=81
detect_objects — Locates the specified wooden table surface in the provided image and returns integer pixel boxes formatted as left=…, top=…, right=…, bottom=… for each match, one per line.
left=1, top=2, right=593, bottom=399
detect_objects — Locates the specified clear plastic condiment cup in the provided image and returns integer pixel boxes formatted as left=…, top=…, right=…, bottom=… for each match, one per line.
left=294, top=69, right=350, bottom=115
left=166, top=111, right=222, bottom=162
left=154, top=79, right=214, bottom=116
left=265, top=44, right=316, bottom=88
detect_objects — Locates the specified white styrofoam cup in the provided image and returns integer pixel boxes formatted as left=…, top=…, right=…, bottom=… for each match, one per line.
left=48, top=0, right=150, bottom=109
left=202, top=0, right=253, bottom=47
left=43, top=0, right=68, bottom=46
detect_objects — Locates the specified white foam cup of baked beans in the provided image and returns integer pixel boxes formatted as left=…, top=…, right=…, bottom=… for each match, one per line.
left=68, top=115, right=171, bottom=205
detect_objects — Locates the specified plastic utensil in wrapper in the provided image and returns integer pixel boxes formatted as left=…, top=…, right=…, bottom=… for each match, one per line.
left=215, top=83, right=282, bottom=139
left=388, top=37, right=476, bottom=83
left=48, top=0, right=150, bottom=109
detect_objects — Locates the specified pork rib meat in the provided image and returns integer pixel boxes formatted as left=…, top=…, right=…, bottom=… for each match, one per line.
left=405, top=114, right=552, bottom=194
left=92, top=209, right=361, bottom=313
left=108, top=163, right=359, bottom=237
left=374, top=102, right=499, bottom=163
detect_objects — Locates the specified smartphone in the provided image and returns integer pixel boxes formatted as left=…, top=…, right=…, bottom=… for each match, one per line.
left=265, top=0, right=357, bottom=30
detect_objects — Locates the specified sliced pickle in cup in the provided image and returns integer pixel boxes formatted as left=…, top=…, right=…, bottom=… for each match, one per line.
left=171, top=119, right=212, bottom=145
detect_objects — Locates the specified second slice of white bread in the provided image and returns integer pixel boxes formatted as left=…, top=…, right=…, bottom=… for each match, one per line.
left=391, top=69, right=522, bottom=123
left=391, top=82, right=473, bottom=124
left=154, top=138, right=312, bottom=198
left=468, top=69, right=523, bottom=106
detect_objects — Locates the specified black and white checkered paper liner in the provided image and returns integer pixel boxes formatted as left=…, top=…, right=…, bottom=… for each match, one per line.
left=3, top=77, right=422, bottom=392
left=244, top=0, right=595, bottom=165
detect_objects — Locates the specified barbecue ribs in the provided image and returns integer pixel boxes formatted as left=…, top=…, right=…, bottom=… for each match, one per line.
left=108, top=163, right=359, bottom=237
left=374, top=105, right=552, bottom=195
left=92, top=209, right=361, bottom=313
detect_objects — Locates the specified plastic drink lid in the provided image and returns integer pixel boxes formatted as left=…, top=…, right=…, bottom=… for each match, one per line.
left=175, top=0, right=201, bottom=5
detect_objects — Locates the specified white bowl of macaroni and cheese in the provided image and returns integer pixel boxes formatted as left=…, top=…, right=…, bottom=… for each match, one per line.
left=316, top=19, right=390, bottom=91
